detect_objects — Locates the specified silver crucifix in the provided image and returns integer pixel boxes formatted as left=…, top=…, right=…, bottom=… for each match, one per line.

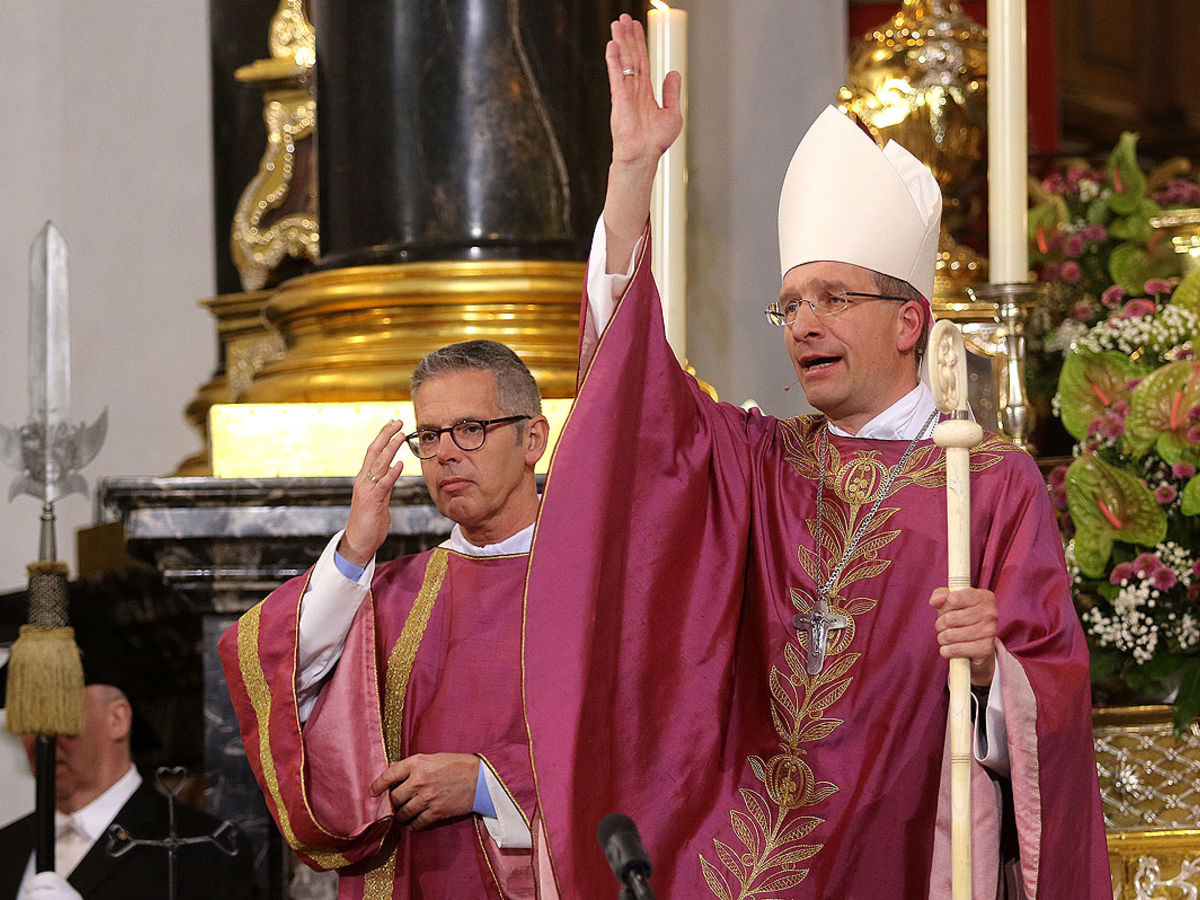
left=792, top=597, right=848, bottom=674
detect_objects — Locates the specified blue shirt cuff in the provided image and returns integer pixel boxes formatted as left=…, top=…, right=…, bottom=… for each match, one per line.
left=472, top=761, right=496, bottom=818
left=332, top=550, right=366, bottom=582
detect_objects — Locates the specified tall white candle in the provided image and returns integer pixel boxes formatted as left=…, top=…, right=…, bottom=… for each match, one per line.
left=987, top=0, right=1029, bottom=283
left=648, top=1, right=688, bottom=361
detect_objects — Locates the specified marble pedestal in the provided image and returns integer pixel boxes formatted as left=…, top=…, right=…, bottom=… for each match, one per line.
left=97, top=475, right=452, bottom=898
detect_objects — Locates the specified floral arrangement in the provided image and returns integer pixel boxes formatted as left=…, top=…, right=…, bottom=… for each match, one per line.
left=1045, top=270, right=1200, bottom=728
left=1026, top=133, right=1200, bottom=427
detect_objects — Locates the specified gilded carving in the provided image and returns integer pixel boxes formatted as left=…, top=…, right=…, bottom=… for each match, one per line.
left=230, top=0, right=319, bottom=291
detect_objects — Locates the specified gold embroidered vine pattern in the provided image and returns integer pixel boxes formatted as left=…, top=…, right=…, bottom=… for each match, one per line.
left=699, top=417, right=1012, bottom=899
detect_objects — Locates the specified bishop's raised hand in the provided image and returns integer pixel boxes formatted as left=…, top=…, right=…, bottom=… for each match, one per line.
left=603, top=14, right=683, bottom=274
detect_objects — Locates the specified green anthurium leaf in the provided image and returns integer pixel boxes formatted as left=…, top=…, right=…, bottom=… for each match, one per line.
left=1106, top=132, right=1147, bottom=215
left=1182, top=473, right=1200, bottom=515
left=1107, top=200, right=1162, bottom=244
left=1171, top=267, right=1200, bottom=314
left=1107, top=216, right=1148, bottom=243
left=1070, top=528, right=1113, bottom=580
left=1086, top=196, right=1111, bottom=225
left=1028, top=200, right=1065, bottom=252
left=1065, top=453, right=1167, bottom=578
left=1057, top=351, right=1146, bottom=440
left=1108, top=241, right=1181, bottom=293
left=1125, top=361, right=1200, bottom=463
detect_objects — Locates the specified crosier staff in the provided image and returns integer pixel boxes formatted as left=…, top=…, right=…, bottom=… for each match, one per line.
left=929, top=320, right=982, bottom=900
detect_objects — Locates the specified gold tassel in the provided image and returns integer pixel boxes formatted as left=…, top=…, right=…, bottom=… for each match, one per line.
left=6, top=625, right=84, bottom=737
left=6, top=562, right=84, bottom=737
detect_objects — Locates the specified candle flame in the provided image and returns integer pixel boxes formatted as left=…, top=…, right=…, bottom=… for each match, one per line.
left=650, top=0, right=671, bottom=10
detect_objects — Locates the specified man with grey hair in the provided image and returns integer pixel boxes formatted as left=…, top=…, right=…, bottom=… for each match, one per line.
left=220, top=339, right=553, bottom=898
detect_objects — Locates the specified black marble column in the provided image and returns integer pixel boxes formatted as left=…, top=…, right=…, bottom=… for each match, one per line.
left=311, top=0, right=638, bottom=269
left=209, top=0, right=280, bottom=296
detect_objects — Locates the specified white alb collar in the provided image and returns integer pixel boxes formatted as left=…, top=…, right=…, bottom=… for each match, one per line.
left=826, top=382, right=938, bottom=441
left=441, top=522, right=534, bottom=556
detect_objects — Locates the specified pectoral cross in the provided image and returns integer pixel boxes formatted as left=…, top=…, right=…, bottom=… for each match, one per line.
left=792, top=597, right=848, bottom=675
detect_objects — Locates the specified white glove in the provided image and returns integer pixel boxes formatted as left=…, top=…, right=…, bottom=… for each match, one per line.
left=20, top=872, right=83, bottom=899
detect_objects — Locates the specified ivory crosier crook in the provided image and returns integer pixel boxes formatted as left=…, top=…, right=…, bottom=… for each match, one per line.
left=930, top=320, right=984, bottom=900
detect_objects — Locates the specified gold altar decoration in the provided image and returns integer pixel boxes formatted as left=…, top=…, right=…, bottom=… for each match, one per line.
left=175, top=290, right=278, bottom=476
left=230, top=0, right=318, bottom=291
left=1094, top=706, right=1200, bottom=897
left=236, top=260, right=585, bottom=404
left=1150, top=208, right=1200, bottom=276
left=838, top=0, right=989, bottom=303
left=209, top=399, right=574, bottom=478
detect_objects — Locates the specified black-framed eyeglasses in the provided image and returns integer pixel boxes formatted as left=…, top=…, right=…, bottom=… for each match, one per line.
left=764, top=291, right=913, bottom=326
left=404, top=415, right=531, bottom=459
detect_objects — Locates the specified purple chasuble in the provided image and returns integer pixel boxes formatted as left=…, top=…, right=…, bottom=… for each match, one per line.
left=220, top=548, right=539, bottom=899
left=521, top=234, right=1111, bottom=898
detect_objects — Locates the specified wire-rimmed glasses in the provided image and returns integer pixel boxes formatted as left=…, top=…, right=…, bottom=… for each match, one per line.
left=764, top=291, right=913, bottom=326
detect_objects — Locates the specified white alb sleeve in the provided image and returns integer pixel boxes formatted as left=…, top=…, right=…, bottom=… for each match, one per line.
left=971, top=655, right=1010, bottom=776
left=296, top=530, right=375, bottom=721
left=585, top=215, right=645, bottom=337
left=479, top=762, right=533, bottom=849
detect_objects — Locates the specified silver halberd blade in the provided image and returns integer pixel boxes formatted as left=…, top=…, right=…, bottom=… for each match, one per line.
left=0, top=222, right=107, bottom=508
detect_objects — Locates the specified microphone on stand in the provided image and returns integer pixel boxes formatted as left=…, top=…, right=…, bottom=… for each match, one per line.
left=597, top=813, right=654, bottom=900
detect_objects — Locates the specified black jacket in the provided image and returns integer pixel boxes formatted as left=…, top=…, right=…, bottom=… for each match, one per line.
left=0, top=780, right=256, bottom=899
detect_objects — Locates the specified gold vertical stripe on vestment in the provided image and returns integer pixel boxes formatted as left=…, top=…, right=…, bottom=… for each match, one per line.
left=362, top=850, right=398, bottom=900
left=382, top=547, right=450, bottom=761
left=361, top=548, right=452, bottom=895
left=236, top=604, right=349, bottom=868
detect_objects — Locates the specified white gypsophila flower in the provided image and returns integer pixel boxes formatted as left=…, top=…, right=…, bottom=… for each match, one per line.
left=1089, top=542, right=1199, bottom=660
left=1048, top=319, right=1089, bottom=354
left=1084, top=601, right=1160, bottom=664
left=1079, top=179, right=1101, bottom=202
left=1177, top=613, right=1200, bottom=650
left=1065, top=540, right=1079, bottom=577
left=1077, top=305, right=1200, bottom=359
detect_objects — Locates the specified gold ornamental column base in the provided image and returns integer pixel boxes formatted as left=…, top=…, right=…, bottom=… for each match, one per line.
left=239, top=259, right=585, bottom=403
left=1093, top=705, right=1200, bottom=897
left=1150, top=207, right=1200, bottom=276
left=172, top=289, right=277, bottom=476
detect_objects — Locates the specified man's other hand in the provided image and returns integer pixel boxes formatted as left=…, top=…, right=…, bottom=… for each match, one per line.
left=930, top=586, right=998, bottom=685
left=370, top=752, right=479, bottom=831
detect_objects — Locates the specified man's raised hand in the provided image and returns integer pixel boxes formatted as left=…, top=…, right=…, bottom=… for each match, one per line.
left=607, top=14, right=682, bottom=171
left=603, top=13, right=683, bottom=273
left=339, top=419, right=408, bottom=567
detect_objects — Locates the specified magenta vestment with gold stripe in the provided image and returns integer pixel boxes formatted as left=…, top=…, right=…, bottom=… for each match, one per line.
left=220, top=548, right=539, bottom=898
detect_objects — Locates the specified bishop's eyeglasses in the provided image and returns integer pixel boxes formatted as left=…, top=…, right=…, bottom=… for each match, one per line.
left=405, top=415, right=531, bottom=459
left=764, top=291, right=912, bottom=326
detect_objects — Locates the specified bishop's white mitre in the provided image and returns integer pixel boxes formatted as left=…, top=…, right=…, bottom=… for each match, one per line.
left=777, top=106, right=942, bottom=304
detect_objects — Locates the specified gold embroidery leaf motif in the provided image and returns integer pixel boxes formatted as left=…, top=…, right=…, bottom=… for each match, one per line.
left=701, top=416, right=1010, bottom=899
